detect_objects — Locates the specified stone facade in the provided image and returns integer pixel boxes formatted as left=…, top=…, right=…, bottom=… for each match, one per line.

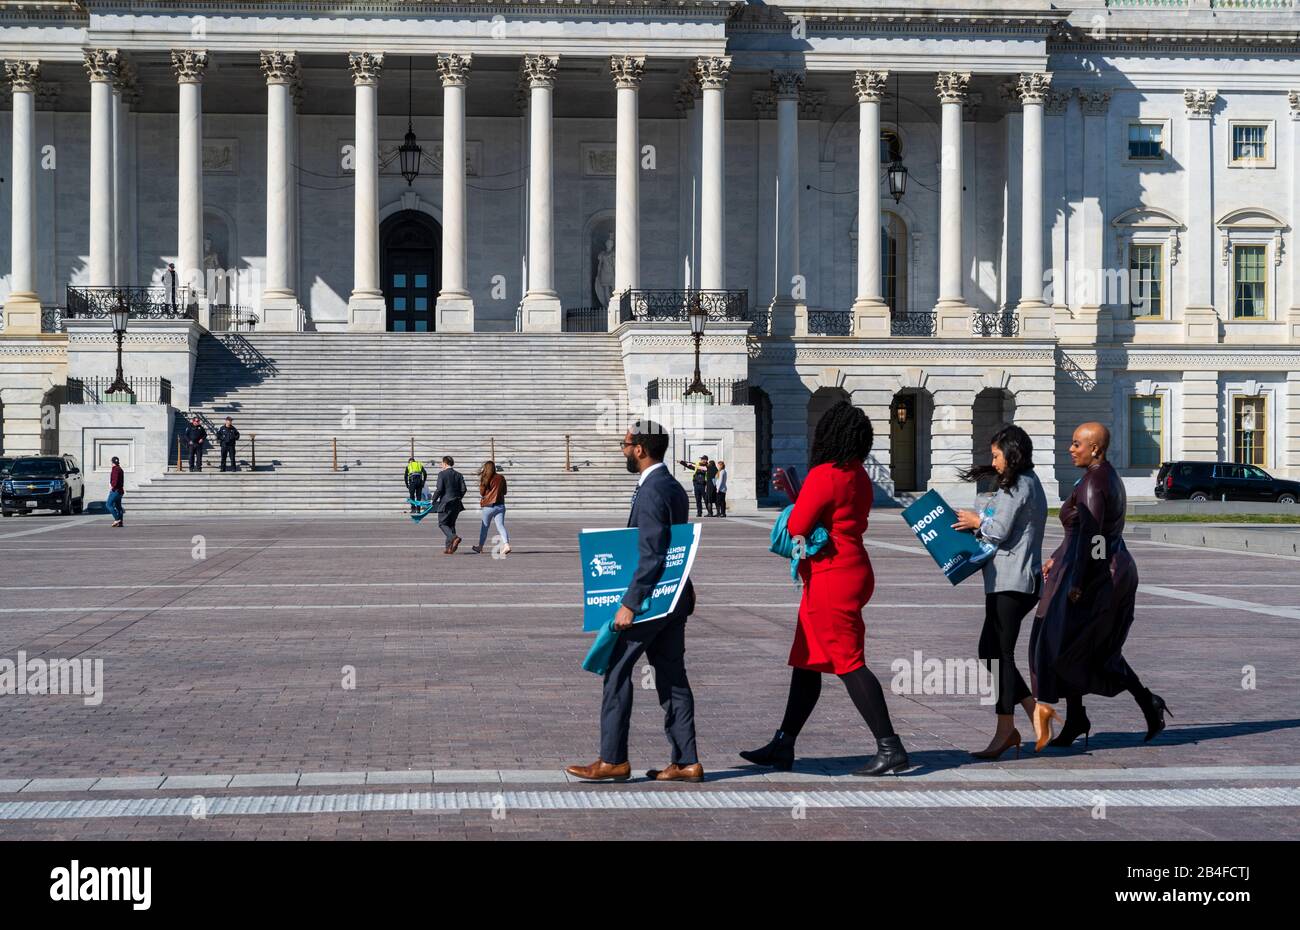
left=2, top=2, right=1299, bottom=505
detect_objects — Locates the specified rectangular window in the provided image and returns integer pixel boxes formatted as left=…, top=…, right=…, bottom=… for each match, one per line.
left=1234, top=396, right=1267, bottom=467
left=1233, top=245, right=1267, bottom=319
left=1129, top=395, right=1163, bottom=468
left=1129, top=244, right=1163, bottom=318
left=1127, top=123, right=1164, bottom=161
left=1231, top=124, right=1267, bottom=163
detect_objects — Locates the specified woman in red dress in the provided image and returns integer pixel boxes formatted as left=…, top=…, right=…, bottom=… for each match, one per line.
left=740, top=402, right=909, bottom=776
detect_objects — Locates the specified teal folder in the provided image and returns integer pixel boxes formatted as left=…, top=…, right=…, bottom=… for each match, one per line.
left=900, top=489, right=996, bottom=586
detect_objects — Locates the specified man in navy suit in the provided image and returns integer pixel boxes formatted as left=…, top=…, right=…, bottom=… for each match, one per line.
left=566, top=420, right=702, bottom=783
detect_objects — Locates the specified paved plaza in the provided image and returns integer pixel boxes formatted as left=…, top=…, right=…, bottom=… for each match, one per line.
left=0, top=507, right=1297, bottom=840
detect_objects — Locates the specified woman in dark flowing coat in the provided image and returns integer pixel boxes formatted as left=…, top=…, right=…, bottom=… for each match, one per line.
left=1029, top=422, right=1171, bottom=750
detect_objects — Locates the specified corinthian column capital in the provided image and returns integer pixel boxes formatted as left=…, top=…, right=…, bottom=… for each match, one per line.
left=610, top=55, right=645, bottom=90
left=437, top=52, right=473, bottom=88
left=694, top=56, right=731, bottom=91
left=348, top=51, right=384, bottom=86
left=260, top=50, right=299, bottom=86
left=170, top=49, right=209, bottom=84
left=853, top=69, right=888, bottom=104
left=5, top=60, right=40, bottom=92
left=934, top=71, right=971, bottom=105
left=83, top=48, right=120, bottom=84
left=521, top=54, right=558, bottom=89
left=1017, top=72, right=1052, bottom=105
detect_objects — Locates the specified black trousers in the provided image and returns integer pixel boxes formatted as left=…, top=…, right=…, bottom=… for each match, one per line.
left=188, top=445, right=203, bottom=471
left=407, top=477, right=424, bottom=508
left=716, top=491, right=727, bottom=517
left=437, top=508, right=460, bottom=545
left=220, top=444, right=237, bottom=471
left=693, top=483, right=707, bottom=516
left=980, top=589, right=1038, bottom=715
left=704, top=482, right=717, bottom=514
left=600, top=612, right=697, bottom=766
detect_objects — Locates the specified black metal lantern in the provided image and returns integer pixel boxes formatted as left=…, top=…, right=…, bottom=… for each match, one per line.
left=684, top=295, right=712, bottom=399
left=105, top=297, right=131, bottom=396
left=887, top=72, right=907, bottom=204
left=398, top=57, right=422, bottom=186
left=893, top=397, right=911, bottom=426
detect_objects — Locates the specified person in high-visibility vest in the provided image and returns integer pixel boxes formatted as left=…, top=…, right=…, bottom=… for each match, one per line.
left=404, top=457, right=427, bottom=513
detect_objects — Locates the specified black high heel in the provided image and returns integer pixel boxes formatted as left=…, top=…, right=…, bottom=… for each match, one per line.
left=1139, top=692, right=1172, bottom=742
left=1049, top=709, right=1092, bottom=749
left=739, top=730, right=796, bottom=771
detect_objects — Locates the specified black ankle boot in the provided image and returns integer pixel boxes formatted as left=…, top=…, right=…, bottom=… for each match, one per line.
left=852, top=735, right=909, bottom=777
left=1136, top=691, right=1172, bottom=742
left=1049, top=708, right=1092, bottom=748
left=739, top=730, right=796, bottom=771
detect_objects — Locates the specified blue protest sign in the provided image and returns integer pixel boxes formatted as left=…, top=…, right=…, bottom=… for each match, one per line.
left=900, top=489, right=996, bottom=586
left=579, top=523, right=701, bottom=632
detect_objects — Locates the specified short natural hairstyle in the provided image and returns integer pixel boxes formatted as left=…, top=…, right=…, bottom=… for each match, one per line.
left=958, top=424, right=1034, bottom=491
left=442, top=456, right=454, bottom=467
left=627, top=419, right=670, bottom=461
left=809, top=401, right=874, bottom=468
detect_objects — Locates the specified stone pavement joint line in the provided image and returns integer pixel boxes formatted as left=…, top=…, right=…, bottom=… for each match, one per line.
left=1, top=787, right=1298, bottom=821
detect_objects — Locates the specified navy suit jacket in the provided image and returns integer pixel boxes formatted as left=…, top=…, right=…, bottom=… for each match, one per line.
left=622, top=464, right=695, bottom=619
left=430, top=468, right=466, bottom=514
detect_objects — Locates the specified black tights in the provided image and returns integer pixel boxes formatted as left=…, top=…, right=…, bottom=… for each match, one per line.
left=778, top=666, right=896, bottom=742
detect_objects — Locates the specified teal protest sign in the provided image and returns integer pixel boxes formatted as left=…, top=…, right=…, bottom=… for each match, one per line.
left=579, top=523, right=701, bottom=632
left=900, top=490, right=995, bottom=586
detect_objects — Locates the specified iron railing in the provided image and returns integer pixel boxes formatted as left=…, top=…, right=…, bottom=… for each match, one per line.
left=67, top=376, right=173, bottom=405
left=209, top=305, right=258, bottom=333
left=564, top=307, right=608, bottom=333
left=972, top=311, right=1020, bottom=337
left=618, top=289, right=751, bottom=325
left=647, top=377, right=750, bottom=406
left=0, top=306, right=67, bottom=334
left=890, top=312, right=938, bottom=337
left=807, top=310, right=853, bottom=336
left=65, top=285, right=197, bottom=320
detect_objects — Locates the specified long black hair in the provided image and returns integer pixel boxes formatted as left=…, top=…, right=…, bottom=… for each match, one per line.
left=810, top=401, right=874, bottom=468
left=958, top=423, right=1034, bottom=491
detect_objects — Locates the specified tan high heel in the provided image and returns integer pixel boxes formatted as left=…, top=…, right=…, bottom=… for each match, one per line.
left=1032, top=703, right=1062, bottom=752
left=971, top=728, right=1021, bottom=760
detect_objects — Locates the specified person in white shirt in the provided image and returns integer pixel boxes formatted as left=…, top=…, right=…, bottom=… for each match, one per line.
left=714, top=461, right=728, bottom=517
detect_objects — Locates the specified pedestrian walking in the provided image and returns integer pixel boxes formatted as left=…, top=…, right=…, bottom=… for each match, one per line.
left=106, top=456, right=125, bottom=528
left=740, top=401, right=909, bottom=777
left=430, top=456, right=467, bottom=553
left=950, top=424, right=1048, bottom=759
left=472, top=461, right=511, bottom=556
left=404, top=457, right=427, bottom=514
left=184, top=416, right=208, bottom=472
left=566, top=419, right=701, bottom=783
left=217, top=416, right=240, bottom=472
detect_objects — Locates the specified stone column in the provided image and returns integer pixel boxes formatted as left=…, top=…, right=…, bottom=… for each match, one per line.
left=520, top=54, right=562, bottom=332
left=1184, top=88, right=1219, bottom=343
left=1045, top=89, right=1071, bottom=321
left=1290, top=91, right=1300, bottom=341
left=610, top=55, right=644, bottom=329
left=769, top=69, right=802, bottom=337
left=436, top=52, right=474, bottom=332
left=346, top=51, right=385, bottom=331
left=673, top=76, right=699, bottom=291
left=1016, top=72, right=1054, bottom=337
left=934, top=72, right=973, bottom=334
left=172, top=49, right=208, bottom=310
left=85, top=49, right=120, bottom=290
left=697, top=56, right=729, bottom=295
left=1077, top=88, right=1113, bottom=340
left=852, top=69, right=890, bottom=337
left=3, top=60, right=42, bottom=333
left=260, top=51, right=300, bottom=331
left=289, top=75, right=302, bottom=304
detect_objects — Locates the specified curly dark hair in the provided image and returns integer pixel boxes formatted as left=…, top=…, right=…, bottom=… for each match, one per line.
left=957, top=424, right=1034, bottom=491
left=809, top=401, right=874, bottom=468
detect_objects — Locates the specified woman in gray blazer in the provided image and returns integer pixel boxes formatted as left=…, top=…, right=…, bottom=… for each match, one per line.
left=952, top=424, right=1048, bottom=760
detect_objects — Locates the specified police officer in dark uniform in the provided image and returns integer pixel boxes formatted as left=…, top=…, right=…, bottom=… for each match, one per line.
left=216, top=417, right=240, bottom=472
left=185, top=417, right=208, bottom=472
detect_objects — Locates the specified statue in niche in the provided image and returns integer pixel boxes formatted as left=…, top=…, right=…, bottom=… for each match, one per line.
left=203, top=235, right=222, bottom=273
left=593, top=234, right=615, bottom=310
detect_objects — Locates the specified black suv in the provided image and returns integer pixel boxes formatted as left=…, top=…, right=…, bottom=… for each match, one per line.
left=1155, top=461, right=1300, bottom=504
left=1, top=454, right=85, bottom=516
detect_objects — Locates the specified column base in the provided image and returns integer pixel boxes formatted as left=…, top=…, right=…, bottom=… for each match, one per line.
left=347, top=292, right=387, bottom=333
left=933, top=301, right=976, bottom=338
left=436, top=293, right=475, bottom=333
left=2, top=293, right=43, bottom=335
left=520, top=292, right=563, bottom=332
left=1183, top=304, right=1221, bottom=344
left=1014, top=299, right=1055, bottom=339
left=851, top=297, right=891, bottom=338
left=261, top=295, right=303, bottom=333
left=769, top=297, right=800, bottom=337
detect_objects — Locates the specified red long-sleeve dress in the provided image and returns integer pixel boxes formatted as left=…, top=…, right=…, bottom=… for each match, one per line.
left=785, top=459, right=875, bottom=674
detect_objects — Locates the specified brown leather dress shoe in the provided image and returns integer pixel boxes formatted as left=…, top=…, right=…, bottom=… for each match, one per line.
left=565, top=759, right=632, bottom=782
left=449, top=536, right=462, bottom=553
left=645, top=763, right=705, bottom=782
